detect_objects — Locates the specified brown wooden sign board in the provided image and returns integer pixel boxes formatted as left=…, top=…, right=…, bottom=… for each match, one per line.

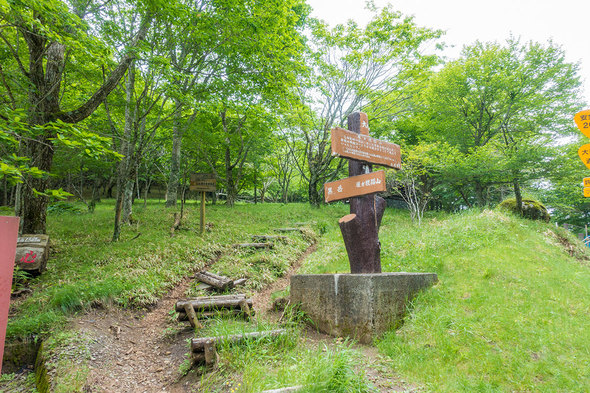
left=331, top=127, right=401, bottom=169
left=324, top=171, right=386, bottom=203
left=190, top=173, right=216, bottom=192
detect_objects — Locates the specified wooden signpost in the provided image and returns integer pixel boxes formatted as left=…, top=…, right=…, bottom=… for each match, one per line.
left=1, top=216, right=19, bottom=374
left=325, top=112, right=401, bottom=273
left=190, top=173, right=216, bottom=234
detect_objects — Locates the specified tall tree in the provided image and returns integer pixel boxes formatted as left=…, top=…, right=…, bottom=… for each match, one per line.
left=422, top=39, right=583, bottom=210
left=288, top=5, right=441, bottom=205
left=0, top=0, right=153, bottom=233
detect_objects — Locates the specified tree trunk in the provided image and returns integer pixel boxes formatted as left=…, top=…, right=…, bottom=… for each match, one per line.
left=308, top=175, right=321, bottom=207
left=513, top=177, right=523, bottom=216
left=166, top=100, right=182, bottom=207
left=225, top=145, right=236, bottom=207
left=112, top=62, right=136, bottom=241
left=122, top=179, right=134, bottom=223
left=474, top=181, right=487, bottom=207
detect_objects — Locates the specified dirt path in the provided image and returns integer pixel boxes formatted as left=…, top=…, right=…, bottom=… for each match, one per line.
left=80, top=277, right=195, bottom=392
left=69, top=241, right=413, bottom=393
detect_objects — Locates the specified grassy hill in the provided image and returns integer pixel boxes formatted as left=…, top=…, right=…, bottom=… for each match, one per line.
left=3, top=202, right=590, bottom=392
left=305, top=208, right=590, bottom=392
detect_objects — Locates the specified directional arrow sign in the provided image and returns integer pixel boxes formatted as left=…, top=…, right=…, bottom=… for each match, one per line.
left=324, top=170, right=386, bottom=203
left=579, top=144, right=590, bottom=169
left=331, top=127, right=401, bottom=169
left=575, top=110, right=590, bottom=138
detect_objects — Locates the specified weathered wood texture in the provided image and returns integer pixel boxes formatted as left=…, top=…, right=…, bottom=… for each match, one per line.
left=175, top=294, right=251, bottom=312
left=339, top=112, right=386, bottom=273
left=194, top=271, right=234, bottom=291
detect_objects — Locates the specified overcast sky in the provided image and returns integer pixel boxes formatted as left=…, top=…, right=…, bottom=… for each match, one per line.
left=306, top=0, right=590, bottom=107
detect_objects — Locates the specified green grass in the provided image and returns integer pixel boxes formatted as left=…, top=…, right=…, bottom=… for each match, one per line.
left=303, top=208, right=590, bottom=392
left=7, top=200, right=346, bottom=340
left=194, top=313, right=375, bottom=393
left=8, top=202, right=590, bottom=392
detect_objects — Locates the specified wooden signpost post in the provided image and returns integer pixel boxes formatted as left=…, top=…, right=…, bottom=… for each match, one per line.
left=190, top=173, right=216, bottom=234
left=325, top=112, right=401, bottom=273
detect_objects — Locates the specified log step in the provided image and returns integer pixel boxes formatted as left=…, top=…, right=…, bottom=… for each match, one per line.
left=274, top=228, right=302, bottom=233
left=194, top=271, right=234, bottom=291
left=251, top=235, right=287, bottom=243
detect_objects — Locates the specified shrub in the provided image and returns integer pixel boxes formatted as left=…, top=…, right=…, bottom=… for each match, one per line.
left=498, top=197, right=550, bottom=222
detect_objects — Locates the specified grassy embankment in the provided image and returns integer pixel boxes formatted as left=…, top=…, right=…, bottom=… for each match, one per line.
left=3, top=202, right=590, bottom=392
left=303, top=208, right=590, bottom=392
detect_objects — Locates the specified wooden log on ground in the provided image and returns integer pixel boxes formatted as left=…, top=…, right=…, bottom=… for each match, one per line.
left=178, top=308, right=253, bottom=321
left=274, top=228, right=301, bottom=233
left=194, top=271, right=234, bottom=291
left=183, top=303, right=203, bottom=329
left=251, top=235, right=287, bottom=242
left=191, top=329, right=286, bottom=353
left=239, top=299, right=252, bottom=320
left=233, top=278, right=247, bottom=286
left=234, top=242, right=274, bottom=249
left=175, top=295, right=251, bottom=313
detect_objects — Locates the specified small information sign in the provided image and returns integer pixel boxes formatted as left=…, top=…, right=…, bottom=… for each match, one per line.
left=584, top=178, right=590, bottom=188
left=584, top=187, right=590, bottom=198
left=574, top=110, right=590, bottom=138
left=331, top=128, right=401, bottom=169
left=578, top=144, right=590, bottom=169
left=324, top=171, right=386, bottom=203
left=190, top=173, right=216, bottom=192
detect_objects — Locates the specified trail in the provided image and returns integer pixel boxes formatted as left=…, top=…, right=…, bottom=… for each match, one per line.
left=69, top=240, right=413, bottom=392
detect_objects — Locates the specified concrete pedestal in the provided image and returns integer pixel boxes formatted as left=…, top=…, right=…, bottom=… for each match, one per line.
left=290, top=272, right=438, bottom=344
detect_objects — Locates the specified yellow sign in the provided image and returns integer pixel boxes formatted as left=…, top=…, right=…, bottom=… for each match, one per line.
left=579, top=144, right=590, bottom=169
left=575, top=110, right=590, bottom=138
left=585, top=178, right=590, bottom=187
left=584, top=187, right=590, bottom=197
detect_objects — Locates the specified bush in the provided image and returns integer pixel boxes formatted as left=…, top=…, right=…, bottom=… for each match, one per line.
left=498, top=197, right=550, bottom=222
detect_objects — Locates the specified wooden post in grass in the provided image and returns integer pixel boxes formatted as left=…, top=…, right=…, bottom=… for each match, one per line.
left=0, top=216, right=19, bottom=374
left=200, top=191, right=206, bottom=235
left=324, top=112, right=400, bottom=273
left=190, top=173, right=216, bottom=235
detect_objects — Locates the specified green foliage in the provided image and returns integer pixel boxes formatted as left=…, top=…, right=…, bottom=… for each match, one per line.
left=498, top=197, right=550, bottom=222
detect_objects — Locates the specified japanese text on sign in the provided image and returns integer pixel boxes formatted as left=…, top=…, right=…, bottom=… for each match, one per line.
left=324, top=170, right=387, bottom=203
left=331, top=128, right=401, bottom=169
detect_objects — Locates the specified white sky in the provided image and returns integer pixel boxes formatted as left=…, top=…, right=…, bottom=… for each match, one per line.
left=306, top=0, right=590, bottom=107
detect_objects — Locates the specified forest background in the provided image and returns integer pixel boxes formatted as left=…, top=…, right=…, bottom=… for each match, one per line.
left=1, top=0, right=588, bottom=239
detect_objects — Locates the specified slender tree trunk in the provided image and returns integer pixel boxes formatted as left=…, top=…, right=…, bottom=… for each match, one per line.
left=113, top=62, right=136, bottom=240
left=225, top=145, right=236, bottom=207
left=513, top=177, right=523, bottom=216
left=166, top=100, right=182, bottom=207
left=474, top=181, right=486, bottom=208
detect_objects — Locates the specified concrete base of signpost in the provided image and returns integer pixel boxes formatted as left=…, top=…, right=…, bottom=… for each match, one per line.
left=290, top=273, right=438, bottom=344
